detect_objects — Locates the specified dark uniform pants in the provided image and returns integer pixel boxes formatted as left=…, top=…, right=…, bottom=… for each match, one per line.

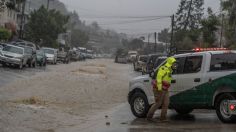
left=147, top=89, right=169, bottom=120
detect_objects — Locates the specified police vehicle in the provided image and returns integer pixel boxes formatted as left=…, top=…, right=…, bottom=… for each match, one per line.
left=128, top=48, right=236, bottom=123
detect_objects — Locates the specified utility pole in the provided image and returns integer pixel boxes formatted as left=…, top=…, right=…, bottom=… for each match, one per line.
left=169, top=14, right=175, bottom=56
left=148, top=34, right=150, bottom=45
left=47, top=0, right=53, bottom=10
left=154, top=32, right=157, bottom=53
left=220, top=14, right=224, bottom=48
left=47, top=0, right=49, bottom=10
left=19, top=0, right=26, bottom=39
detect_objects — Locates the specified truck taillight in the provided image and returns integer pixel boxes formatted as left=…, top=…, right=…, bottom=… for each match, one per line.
left=230, top=104, right=235, bottom=111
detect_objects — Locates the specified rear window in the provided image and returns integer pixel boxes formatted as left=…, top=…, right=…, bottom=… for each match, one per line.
left=210, top=53, right=236, bottom=71
left=3, top=46, right=23, bottom=54
left=139, top=56, right=148, bottom=62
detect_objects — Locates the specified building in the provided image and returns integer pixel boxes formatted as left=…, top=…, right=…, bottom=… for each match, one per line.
left=0, top=0, right=30, bottom=39
left=58, top=30, right=72, bottom=47
left=0, top=0, right=18, bottom=31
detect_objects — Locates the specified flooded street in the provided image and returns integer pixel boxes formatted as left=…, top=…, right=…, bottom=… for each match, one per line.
left=0, top=59, right=137, bottom=132
left=1, top=59, right=236, bottom=132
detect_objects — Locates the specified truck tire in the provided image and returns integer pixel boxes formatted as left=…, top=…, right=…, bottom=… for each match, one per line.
left=215, top=93, right=236, bottom=123
left=18, top=62, right=23, bottom=69
left=174, top=108, right=193, bottom=115
left=130, top=92, right=150, bottom=118
left=2, top=62, right=6, bottom=67
left=32, top=61, right=36, bottom=68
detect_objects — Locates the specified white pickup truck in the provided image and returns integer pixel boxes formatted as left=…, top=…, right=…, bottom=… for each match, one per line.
left=128, top=50, right=236, bottom=123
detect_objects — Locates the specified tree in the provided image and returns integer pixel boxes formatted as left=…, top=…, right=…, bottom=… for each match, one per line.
left=222, top=0, right=236, bottom=26
left=127, top=38, right=144, bottom=50
left=0, top=28, right=11, bottom=41
left=0, top=1, right=5, bottom=12
left=221, top=0, right=236, bottom=48
left=173, top=0, right=204, bottom=50
left=201, top=8, right=219, bottom=47
left=158, top=28, right=170, bottom=43
left=175, top=0, right=204, bottom=30
left=71, top=29, right=89, bottom=47
left=25, top=6, right=68, bottom=48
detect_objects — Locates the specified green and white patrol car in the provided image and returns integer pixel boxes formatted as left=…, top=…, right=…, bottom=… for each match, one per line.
left=128, top=50, right=236, bottom=123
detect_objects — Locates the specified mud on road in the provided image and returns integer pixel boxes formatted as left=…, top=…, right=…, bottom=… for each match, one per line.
left=0, top=59, right=137, bottom=132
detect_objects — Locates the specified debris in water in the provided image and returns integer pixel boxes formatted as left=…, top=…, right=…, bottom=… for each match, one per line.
left=106, top=122, right=110, bottom=126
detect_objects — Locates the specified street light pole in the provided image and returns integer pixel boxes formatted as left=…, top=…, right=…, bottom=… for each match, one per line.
left=169, top=14, right=175, bottom=56
left=19, top=0, right=26, bottom=39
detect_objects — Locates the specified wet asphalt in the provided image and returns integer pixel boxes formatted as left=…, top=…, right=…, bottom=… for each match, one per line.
left=1, top=62, right=236, bottom=132
left=0, top=64, right=48, bottom=87
left=78, top=103, right=236, bottom=132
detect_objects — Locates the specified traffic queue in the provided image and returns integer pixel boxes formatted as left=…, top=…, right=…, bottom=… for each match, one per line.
left=0, top=40, right=95, bottom=69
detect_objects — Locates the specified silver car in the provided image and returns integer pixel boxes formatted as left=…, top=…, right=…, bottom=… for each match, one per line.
left=41, top=47, right=58, bottom=64
left=0, top=44, right=27, bottom=69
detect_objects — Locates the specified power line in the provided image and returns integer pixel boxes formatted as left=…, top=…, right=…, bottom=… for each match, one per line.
left=80, top=15, right=171, bottom=19
left=99, top=16, right=170, bottom=25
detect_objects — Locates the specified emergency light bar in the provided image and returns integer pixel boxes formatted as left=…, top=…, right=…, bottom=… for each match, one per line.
left=192, top=48, right=229, bottom=52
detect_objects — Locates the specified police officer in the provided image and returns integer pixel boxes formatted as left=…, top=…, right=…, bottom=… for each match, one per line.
left=147, top=57, right=177, bottom=122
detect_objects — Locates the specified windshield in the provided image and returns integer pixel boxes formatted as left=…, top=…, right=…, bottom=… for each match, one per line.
left=24, top=47, right=33, bottom=54
left=36, top=50, right=44, bottom=56
left=3, top=46, right=23, bottom=54
left=139, top=56, right=148, bottom=62
left=42, top=49, right=54, bottom=54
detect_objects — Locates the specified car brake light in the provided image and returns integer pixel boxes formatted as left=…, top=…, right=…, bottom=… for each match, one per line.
left=230, top=104, right=235, bottom=111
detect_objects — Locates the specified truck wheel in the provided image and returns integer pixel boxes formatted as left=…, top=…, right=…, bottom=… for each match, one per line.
left=2, top=62, right=6, bottom=67
left=43, top=61, right=47, bottom=66
left=216, top=93, right=236, bottom=123
left=130, top=92, right=150, bottom=118
left=174, top=108, right=193, bottom=115
left=18, top=62, right=23, bottom=69
left=133, top=63, right=137, bottom=71
left=28, top=61, right=32, bottom=68
left=32, top=61, right=36, bottom=68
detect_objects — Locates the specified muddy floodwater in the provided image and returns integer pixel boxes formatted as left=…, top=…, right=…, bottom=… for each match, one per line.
left=0, top=59, right=136, bottom=132
left=1, top=59, right=235, bottom=132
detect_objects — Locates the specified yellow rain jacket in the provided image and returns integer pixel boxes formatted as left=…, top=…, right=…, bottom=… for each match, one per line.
left=156, top=57, right=176, bottom=91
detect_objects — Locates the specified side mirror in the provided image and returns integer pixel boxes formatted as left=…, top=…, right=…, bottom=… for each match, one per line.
left=149, top=71, right=155, bottom=78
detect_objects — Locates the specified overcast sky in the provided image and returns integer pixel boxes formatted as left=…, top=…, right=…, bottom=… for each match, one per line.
left=59, top=0, right=220, bottom=39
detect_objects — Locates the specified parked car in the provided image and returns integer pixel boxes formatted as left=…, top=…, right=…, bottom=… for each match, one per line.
left=0, top=43, right=7, bottom=50
left=0, top=45, right=3, bottom=50
left=12, top=40, right=37, bottom=51
left=0, top=44, right=27, bottom=69
left=133, top=55, right=148, bottom=71
left=142, top=54, right=163, bottom=74
left=115, top=54, right=128, bottom=64
left=71, top=50, right=79, bottom=61
left=42, top=47, right=58, bottom=64
left=128, top=51, right=138, bottom=62
left=36, top=50, right=47, bottom=66
left=57, top=48, right=72, bottom=64
left=18, top=45, right=37, bottom=68
left=128, top=50, right=236, bottom=123
left=142, top=56, right=167, bottom=75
